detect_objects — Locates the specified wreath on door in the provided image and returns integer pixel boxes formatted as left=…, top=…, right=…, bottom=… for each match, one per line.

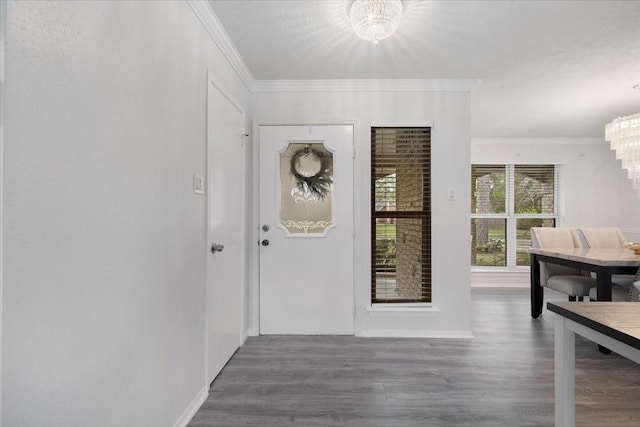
left=290, top=145, right=333, bottom=200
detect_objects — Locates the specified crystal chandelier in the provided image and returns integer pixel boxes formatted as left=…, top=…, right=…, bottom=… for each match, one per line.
left=350, top=0, right=403, bottom=44
left=605, top=112, right=640, bottom=194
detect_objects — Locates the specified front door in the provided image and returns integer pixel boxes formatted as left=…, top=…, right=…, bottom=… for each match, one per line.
left=259, top=125, right=354, bottom=335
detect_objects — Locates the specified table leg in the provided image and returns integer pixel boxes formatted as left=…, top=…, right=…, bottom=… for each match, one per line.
left=596, top=267, right=613, bottom=353
left=555, top=315, right=575, bottom=427
left=596, top=267, right=612, bottom=301
left=531, top=253, right=542, bottom=318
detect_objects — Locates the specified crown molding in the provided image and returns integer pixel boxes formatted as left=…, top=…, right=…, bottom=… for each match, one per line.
left=252, top=79, right=480, bottom=93
left=185, top=1, right=479, bottom=95
left=186, top=0, right=254, bottom=90
left=472, top=137, right=604, bottom=145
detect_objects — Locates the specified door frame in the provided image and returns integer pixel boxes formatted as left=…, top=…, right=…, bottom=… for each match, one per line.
left=0, top=1, right=6, bottom=423
left=205, top=69, right=247, bottom=383
left=249, top=121, right=359, bottom=336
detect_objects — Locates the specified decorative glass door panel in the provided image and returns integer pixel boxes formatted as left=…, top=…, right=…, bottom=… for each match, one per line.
left=259, top=125, right=354, bottom=335
left=278, top=142, right=334, bottom=236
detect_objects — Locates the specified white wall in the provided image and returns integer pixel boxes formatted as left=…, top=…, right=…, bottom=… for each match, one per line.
left=471, top=138, right=640, bottom=286
left=251, top=85, right=473, bottom=338
left=4, top=1, right=249, bottom=426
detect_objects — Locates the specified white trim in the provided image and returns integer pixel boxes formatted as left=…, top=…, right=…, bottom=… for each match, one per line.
left=186, top=0, right=254, bottom=90
left=172, top=386, right=208, bottom=427
left=472, top=137, right=605, bottom=145
left=471, top=270, right=529, bottom=287
left=369, top=303, right=435, bottom=309
left=365, top=305, right=441, bottom=317
left=357, top=329, right=474, bottom=338
left=253, top=79, right=479, bottom=93
left=250, top=120, right=260, bottom=335
left=0, top=0, right=6, bottom=424
left=370, top=121, right=435, bottom=128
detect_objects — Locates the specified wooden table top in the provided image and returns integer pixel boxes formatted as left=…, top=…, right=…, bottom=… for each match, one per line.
left=548, top=302, right=640, bottom=350
left=530, top=247, right=640, bottom=267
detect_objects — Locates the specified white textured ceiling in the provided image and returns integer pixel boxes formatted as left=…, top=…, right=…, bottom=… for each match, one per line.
left=208, top=0, right=640, bottom=138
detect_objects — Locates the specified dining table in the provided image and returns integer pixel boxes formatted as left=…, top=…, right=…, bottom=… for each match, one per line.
left=530, top=247, right=640, bottom=318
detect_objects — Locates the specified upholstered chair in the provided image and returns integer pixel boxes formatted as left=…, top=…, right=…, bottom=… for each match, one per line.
left=578, top=227, right=636, bottom=299
left=530, top=227, right=596, bottom=302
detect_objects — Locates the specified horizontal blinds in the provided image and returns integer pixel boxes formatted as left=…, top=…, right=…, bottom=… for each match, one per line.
left=371, top=127, right=431, bottom=303
left=471, top=164, right=559, bottom=216
left=471, top=165, right=506, bottom=214
left=512, top=165, right=557, bottom=215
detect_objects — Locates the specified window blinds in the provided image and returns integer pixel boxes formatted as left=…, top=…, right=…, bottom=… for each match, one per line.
left=371, top=127, right=431, bottom=303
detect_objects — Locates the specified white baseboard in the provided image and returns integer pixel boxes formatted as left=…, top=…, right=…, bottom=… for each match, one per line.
left=173, top=385, right=208, bottom=427
left=471, top=270, right=529, bottom=287
left=357, top=329, right=474, bottom=339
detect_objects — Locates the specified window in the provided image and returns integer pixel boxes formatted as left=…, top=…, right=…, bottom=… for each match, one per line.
left=471, top=164, right=561, bottom=268
left=371, top=127, right=431, bottom=303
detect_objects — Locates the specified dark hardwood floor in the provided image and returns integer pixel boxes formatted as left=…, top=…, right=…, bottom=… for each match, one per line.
left=188, top=288, right=640, bottom=426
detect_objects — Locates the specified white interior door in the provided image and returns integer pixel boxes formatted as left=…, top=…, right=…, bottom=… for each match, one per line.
left=259, top=125, right=354, bottom=335
left=206, top=72, right=244, bottom=384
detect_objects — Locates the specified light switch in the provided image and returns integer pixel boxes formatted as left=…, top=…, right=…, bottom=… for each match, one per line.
left=448, top=187, right=456, bottom=200
left=193, top=174, right=204, bottom=195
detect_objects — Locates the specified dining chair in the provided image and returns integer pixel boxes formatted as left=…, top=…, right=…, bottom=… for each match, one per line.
left=577, top=227, right=636, bottom=299
left=577, top=227, right=628, bottom=248
left=530, top=227, right=596, bottom=302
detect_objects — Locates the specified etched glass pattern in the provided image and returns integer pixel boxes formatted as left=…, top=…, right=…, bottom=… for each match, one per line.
left=279, top=142, right=333, bottom=235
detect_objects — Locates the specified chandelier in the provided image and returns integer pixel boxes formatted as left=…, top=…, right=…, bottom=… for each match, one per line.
left=605, top=112, right=640, bottom=193
left=350, top=0, right=403, bottom=44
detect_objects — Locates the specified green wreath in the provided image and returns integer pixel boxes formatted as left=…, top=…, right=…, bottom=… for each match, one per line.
left=290, top=146, right=333, bottom=200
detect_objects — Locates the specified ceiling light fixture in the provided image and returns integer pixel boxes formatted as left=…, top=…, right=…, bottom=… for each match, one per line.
left=350, top=0, right=403, bottom=45
left=606, top=112, right=640, bottom=195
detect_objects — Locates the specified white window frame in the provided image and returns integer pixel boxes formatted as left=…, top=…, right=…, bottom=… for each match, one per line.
left=471, top=164, right=563, bottom=271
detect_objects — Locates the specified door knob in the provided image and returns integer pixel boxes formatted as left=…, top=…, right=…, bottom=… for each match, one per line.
left=261, top=239, right=270, bottom=246
left=211, top=243, right=224, bottom=253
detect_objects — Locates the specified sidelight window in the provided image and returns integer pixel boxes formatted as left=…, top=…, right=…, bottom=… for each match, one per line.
left=371, top=127, right=431, bottom=303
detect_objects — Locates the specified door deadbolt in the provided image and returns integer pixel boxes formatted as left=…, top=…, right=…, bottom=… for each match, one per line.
left=262, top=224, right=270, bottom=232
left=261, top=239, right=270, bottom=246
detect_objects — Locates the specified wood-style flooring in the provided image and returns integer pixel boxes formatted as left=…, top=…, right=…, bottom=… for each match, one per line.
left=188, top=288, right=640, bottom=426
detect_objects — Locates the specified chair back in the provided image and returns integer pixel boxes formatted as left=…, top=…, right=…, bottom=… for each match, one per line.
left=578, top=227, right=628, bottom=248
left=530, top=227, right=584, bottom=282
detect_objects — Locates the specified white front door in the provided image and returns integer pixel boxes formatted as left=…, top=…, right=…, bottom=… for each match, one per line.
left=206, top=73, right=244, bottom=383
left=259, top=125, right=354, bottom=335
